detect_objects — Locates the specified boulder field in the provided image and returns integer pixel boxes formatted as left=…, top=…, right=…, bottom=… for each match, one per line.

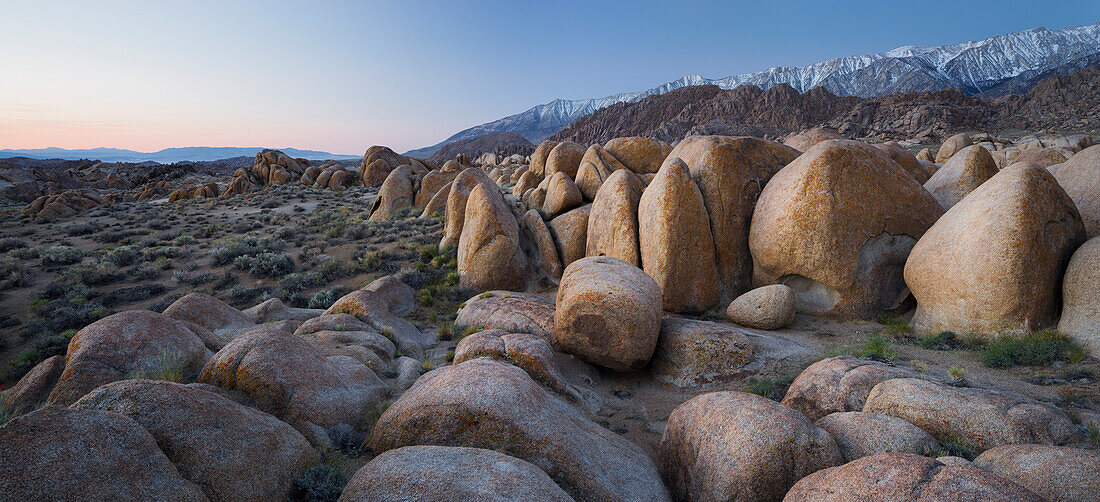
left=3, top=130, right=1099, bottom=501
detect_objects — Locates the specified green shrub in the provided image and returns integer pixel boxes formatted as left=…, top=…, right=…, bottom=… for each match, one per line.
left=0, top=238, right=28, bottom=253
left=288, top=463, right=346, bottom=502
left=829, top=334, right=898, bottom=362
left=741, top=376, right=794, bottom=401
left=233, top=252, right=294, bottom=277
left=40, top=246, right=85, bottom=267
left=129, top=350, right=186, bottom=382
left=308, top=286, right=352, bottom=309
left=105, top=245, right=141, bottom=267
left=877, top=314, right=913, bottom=337
left=981, top=329, right=1082, bottom=368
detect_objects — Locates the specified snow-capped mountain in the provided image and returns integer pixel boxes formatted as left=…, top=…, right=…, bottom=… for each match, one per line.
left=406, top=21, right=1100, bottom=157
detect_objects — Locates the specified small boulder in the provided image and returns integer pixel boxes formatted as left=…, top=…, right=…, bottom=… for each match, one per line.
left=973, top=444, right=1100, bottom=502
left=370, top=359, right=670, bottom=502
left=603, top=136, right=671, bottom=174
left=923, top=144, right=999, bottom=209
left=816, top=411, right=939, bottom=462
left=199, top=329, right=386, bottom=445
left=0, top=406, right=207, bottom=501
left=73, top=380, right=314, bottom=501
left=783, top=128, right=844, bottom=152
left=725, top=284, right=796, bottom=330
left=574, top=144, right=626, bottom=200
left=1059, top=237, right=1100, bottom=355
left=875, top=142, right=932, bottom=184
left=1052, top=144, right=1100, bottom=236
left=545, top=141, right=586, bottom=179
left=935, top=132, right=973, bottom=163
left=649, top=318, right=753, bottom=388
left=781, top=356, right=920, bottom=422
left=1011, top=147, right=1067, bottom=168
left=784, top=453, right=1044, bottom=501
left=47, top=310, right=208, bottom=405
left=554, top=257, right=662, bottom=372
left=530, top=140, right=559, bottom=177
left=863, top=378, right=1082, bottom=452
left=1, top=354, right=64, bottom=414
left=369, top=165, right=415, bottom=221
left=543, top=171, right=583, bottom=218
left=547, top=204, right=591, bottom=269
left=523, top=209, right=564, bottom=280
left=339, top=446, right=573, bottom=502
left=659, top=391, right=842, bottom=502
left=162, top=293, right=254, bottom=336
left=454, top=291, right=556, bottom=344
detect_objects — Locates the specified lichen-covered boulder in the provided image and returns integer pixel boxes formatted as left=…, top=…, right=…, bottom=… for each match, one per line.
left=530, top=140, right=558, bottom=178
left=440, top=168, right=495, bottom=250
left=750, top=139, right=943, bottom=318
left=1, top=354, right=63, bottom=414
left=0, top=407, right=207, bottom=501
left=545, top=141, right=586, bottom=179
left=586, top=169, right=645, bottom=266
left=543, top=171, right=583, bottom=218
left=454, top=291, right=556, bottom=344
left=905, top=163, right=1086, bottom=335
left=638, top=157, right=720, bottom=313
left=198, top=329, right=386, bottom=445
left=523, top=209, right=564, bottom=280
left=815, top=411, right=938, bottom=462
left=923, top=144, right=998, bottom=209
left=370, top=359, right=670, bottom=502
left=457, top=183, right=527, bottom=291
left=547, top=204, right=591, bottom=269
left=1011, top=147, right=1067, bottom=168
left=555, top=256, right=662, bottom=372
left=784, top=453, right=1044, bottom=501
left=604, top=136, right=671, bottom=174
left=863, top=378, right=1082, bottom=452
left=673, top=135, right=800, bottom=300
left=649, top=318, right=753, bottom=388
left=783, top=128, right=844, bottom=152
left=725, top=284, right=796, bottom=330
left=781, top=356, right=920, bottom=422
left=339, top=446, right=573, bottom=502
left=512, top=170, right=539, bottom=197
left=370, top=165, right=415, bottom=221
left=875, top=142, right=932, bottom=184
left=935, top=132, right=973, bottom=163
left=973, top=444, right=1100, bottom=502
left=73, top=380, right=315, bottom=501
left=1059, top=237, right=1100, bottom=356
left=575, top=144, right=626, bottom=200
left=453, top=330, right=584, bottom=402
left=47, top=310, right=208, bottom=405
left=1052, top=144, right=1100, bottom=236
left=163, top=293, right=254, bottom=336
left=659, top=391, right=842, bottom=502
left=415, top=170, right=456, bottom=210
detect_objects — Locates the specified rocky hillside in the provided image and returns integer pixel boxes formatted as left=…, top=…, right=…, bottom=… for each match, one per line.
left=551, top=65, right=1100, bottom=144
left=426, top=132, right=533, bottom=166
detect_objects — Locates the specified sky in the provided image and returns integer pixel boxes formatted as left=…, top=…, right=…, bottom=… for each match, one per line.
left=1, top=1, right=1098, bottom=155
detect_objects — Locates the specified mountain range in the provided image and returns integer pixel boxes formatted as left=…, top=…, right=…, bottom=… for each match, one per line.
left=0, top=146, right=360, bottom=164
left=406, top=21, right=1100, bottom=157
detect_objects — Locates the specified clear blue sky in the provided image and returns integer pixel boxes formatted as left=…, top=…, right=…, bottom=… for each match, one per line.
left=1, top=0, right=1097, bottom=154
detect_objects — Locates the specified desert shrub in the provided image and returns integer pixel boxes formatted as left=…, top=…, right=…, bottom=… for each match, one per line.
left=40, top=246, right=85, bottom=267
left=0, top=238, right=28, bottom=253
left=288, top=463, right=346, bottom=502
left=102, top=284, right=168, bottom=307
left=226, top=285, right=273, bottom=308
left=104, top=245, right=141, bottom=267
left=64, top=221, right=101, bottom=236
left=208, top=236, right=285, bottom=266
left=233, top=252, right=294, bottom=277
left=7, top=247, right=38, bottom=260
left=173, top=268, right=214, bottom=285
left=130, top=262, right=161, bottom=280
left=21, top=289, right=110, bottom=341
left=741, top=376, right=794, bottom=401
left=307, top=286, right=352, bottom=309
left=62, top=259, right=126, bottom=286
left=212, top=270, right=237, bottom=291
left=829, top=334, right=898, bottom=362
left=0, top=330, right=75, bottom=386
left=981, top=329, right=1084, bottom=368
left=917, top=330, right=969, bottom=350
left=129, top=349, right=185, bottom=382
left=0, top=256, right=32, bottom=289
left=150, top=294, right=183, bottom=313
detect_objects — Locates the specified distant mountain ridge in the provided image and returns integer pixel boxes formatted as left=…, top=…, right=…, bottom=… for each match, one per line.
left=406, top=21, right=1100, bottom=157
left=0, top=146, right=360, bottom=163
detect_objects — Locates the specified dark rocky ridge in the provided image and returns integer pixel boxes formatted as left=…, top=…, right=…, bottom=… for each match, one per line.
left=427, top=132, right=534, bottom=166
left=550, top=65, right=1100, bottom=145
